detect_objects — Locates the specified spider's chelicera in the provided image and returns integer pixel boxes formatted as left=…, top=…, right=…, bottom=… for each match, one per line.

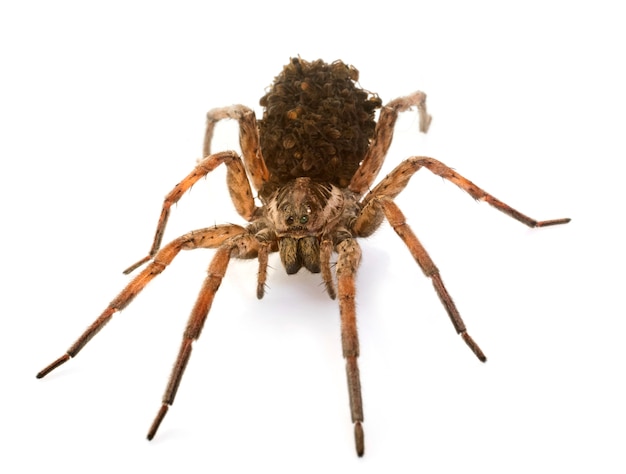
left=37, top=58, right=570, bottom=456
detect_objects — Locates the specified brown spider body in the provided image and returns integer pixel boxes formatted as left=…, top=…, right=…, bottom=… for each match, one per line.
left=37, top=58, right=570, bottom=457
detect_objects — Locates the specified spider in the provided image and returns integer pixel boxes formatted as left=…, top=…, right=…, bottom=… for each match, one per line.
left=37, top=58, right=570, bottom=456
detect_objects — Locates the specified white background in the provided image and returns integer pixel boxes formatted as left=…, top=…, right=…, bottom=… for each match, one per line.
left=1, top=1, right=623, bottom=473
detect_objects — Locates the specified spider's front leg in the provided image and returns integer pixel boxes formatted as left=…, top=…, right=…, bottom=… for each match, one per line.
left=147, top=229, right=266, bottom=440
left=36, top=225, right=246, bottom=379
left=335, top=238, right=365, bottom=456
left=147, top=245, right=231, bottom=440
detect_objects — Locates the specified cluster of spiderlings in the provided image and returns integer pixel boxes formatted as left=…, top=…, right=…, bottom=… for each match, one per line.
left=259, top=58, right=382, bottom=188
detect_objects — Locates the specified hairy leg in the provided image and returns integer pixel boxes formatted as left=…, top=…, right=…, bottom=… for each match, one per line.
left=204, top=105, right=269, bottom=191
left=124, top=151, right=258, bottom=274
left=360, top=156, right=570, bottom=228
left=147, top=244, right=233, bottom=440
left=349, top=92, right=432, bottom=195
left=335, top=238, right=365, bottom=456
left=379, top=198, right=487, bottom=361
left=37, top=225, right=246, bottom=379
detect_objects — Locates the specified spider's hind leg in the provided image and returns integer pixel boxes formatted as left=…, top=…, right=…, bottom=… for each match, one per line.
left=349, top=91, right=431, bottom=195
left=204, top=105, right=269, bottom=191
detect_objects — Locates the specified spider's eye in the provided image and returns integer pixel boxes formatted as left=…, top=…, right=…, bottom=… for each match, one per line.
left=286, top=216, right=294, bottom=225
left=300, top=215, right=309, bottom=224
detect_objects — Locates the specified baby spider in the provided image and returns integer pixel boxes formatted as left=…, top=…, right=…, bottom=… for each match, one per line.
left=37, top=58, right=570, bottom=456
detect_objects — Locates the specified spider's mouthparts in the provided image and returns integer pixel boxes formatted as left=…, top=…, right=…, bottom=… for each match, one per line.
left=276, top=226, right=315, bottom=238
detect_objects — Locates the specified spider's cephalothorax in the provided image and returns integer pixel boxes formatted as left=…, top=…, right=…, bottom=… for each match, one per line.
left=37, top=57, right=570, bottom=457
left=265, top=177, right=350, bottom=274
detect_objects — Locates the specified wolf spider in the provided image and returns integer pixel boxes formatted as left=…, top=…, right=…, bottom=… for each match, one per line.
left=37, top=58, right=570, bottom=456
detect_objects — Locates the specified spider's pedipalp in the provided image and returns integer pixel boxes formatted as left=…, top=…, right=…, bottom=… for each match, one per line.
left=256, top=242, right=270, bottom=299
left=320, top=238, right=336, bottom=299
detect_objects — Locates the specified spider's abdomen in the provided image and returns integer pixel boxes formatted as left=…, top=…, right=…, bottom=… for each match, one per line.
left=259, top=58, right=382, bottom=189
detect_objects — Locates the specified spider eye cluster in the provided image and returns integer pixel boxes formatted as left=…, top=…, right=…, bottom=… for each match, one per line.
left=281, top=201, right=312, bottom=227
left=285, top=214, right=310, bottom=225
left=283, top=206, right=311, bottom=226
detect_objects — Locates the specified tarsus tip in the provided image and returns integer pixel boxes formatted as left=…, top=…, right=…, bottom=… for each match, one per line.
left=355, top=421, right=364, bottom=457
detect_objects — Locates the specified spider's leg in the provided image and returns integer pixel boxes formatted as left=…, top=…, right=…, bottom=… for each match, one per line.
left=380, top=199, right=487, bottom=361
left=335, top=238, right=365, bottom=456
left=349, top=91, right=431, bottom=195
left=124, top=151, right=258, bottom=274
left=362, top=156, right=571, bottom=227
left=204, top=105, right=269, bottom=191
left=147, top=233, right=258, bottom=440
left=36, top=225, right=246, bottom=379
